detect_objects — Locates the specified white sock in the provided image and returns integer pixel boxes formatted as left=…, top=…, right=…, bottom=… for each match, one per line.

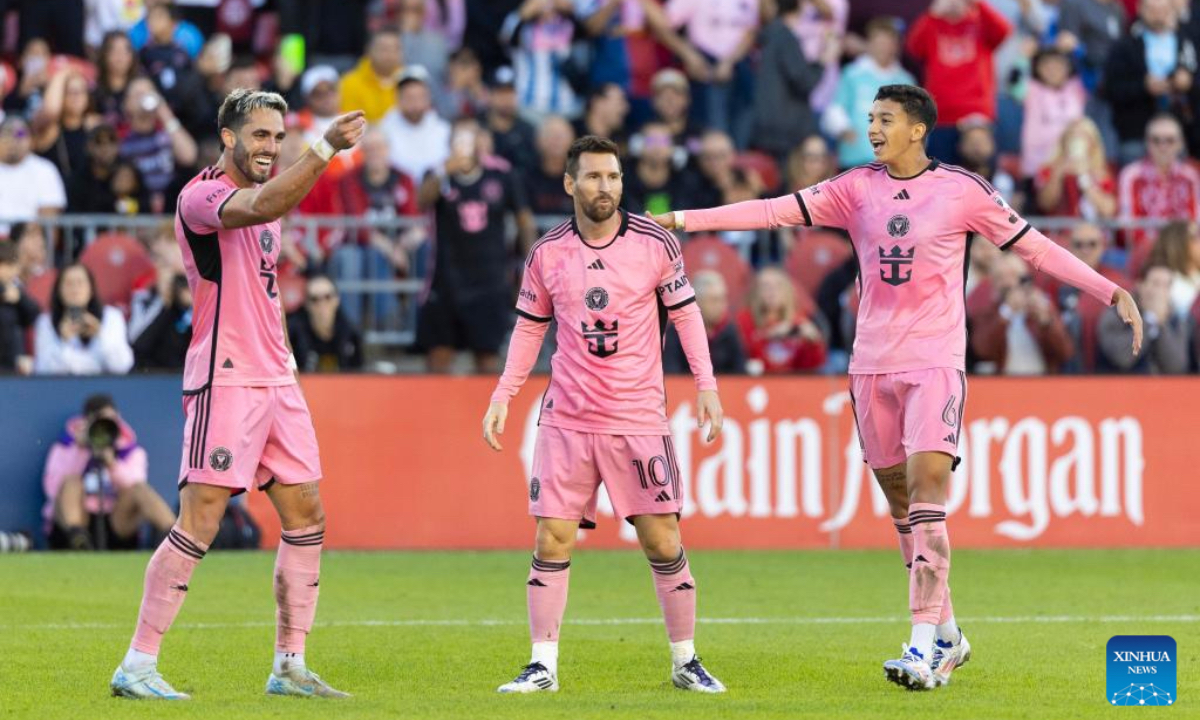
left=122, top=648, right=157, bottom=671
left=273, top=651, right=305, bottom=675
left=530, top=641, right=558, bottom=675
left=937, top=616, right=960, bottom=645
left=909, top=624, right=937, bottom=662
left=670, top=639, right=696, bottom=668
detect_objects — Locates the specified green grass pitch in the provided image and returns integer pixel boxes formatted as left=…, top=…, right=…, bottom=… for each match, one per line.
left=2, top=549, right=1197, bottom=719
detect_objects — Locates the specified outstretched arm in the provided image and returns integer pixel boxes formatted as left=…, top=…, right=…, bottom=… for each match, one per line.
left=219, top=111, right=367, bottom=228
left=647, top=194, right=809, bottom=232
left=1007, top=230, right=1142, bottom=353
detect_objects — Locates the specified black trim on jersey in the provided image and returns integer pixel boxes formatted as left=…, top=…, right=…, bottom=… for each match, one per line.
left=663, top=295, right=697, bottom=312
left=847, top=387, right=866, bottom=458
left=1000, top=223, right=1031, bottom=250
left=178, top=209, right=223, bottom=395
left=962, top=232, right=973, bottom=359
left=795, top=192, right=813, bottom=226
left=886, top=159, right=939, bottom=181
left=940, top=163, right=994, bottom=195
left=188, top=387, right=213, bottom=469
left=516, top=308, right=552, bottom=323
left=627, top=213, right=681, bottom=260
left=216, top=189, right=239, bottom=224
left=525, top=220, right=573, bottom=267
left=572, top=209, right=630, bottom=251
left=662, top=436, right=681, bottom=502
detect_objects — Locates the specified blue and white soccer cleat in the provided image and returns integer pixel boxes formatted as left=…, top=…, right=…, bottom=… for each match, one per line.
left=266, top=665, right=351, bottom=698
left=883, top=644, right=936, bottom=691
left=497, top=662, right=559, bottom=693
left=110, top=665, right=190, bottom=700
left=931, top=628, right=972, bottom=686
left=671, top=656, right=726, bottom=693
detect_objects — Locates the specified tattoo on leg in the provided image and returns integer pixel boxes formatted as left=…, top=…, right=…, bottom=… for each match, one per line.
left=874, top=469, right=907, bottom=493
left=299, top=483, right=319, bottom=498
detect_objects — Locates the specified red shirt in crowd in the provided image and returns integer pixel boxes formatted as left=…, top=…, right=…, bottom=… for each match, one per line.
left=906, top=2, right=1011, bottom=125
left=735, top=308, right=826, bottom=374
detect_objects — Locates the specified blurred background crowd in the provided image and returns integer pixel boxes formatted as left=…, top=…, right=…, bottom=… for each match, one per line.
left=0, top=0, right=1198, bottom=378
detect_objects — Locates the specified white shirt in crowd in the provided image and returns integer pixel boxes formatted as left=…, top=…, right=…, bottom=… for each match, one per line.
left=34, top=306, right=135, bottom=376
left=0, top=154, right=67, bottom=235
left=379, top=109, right=450, bottom=183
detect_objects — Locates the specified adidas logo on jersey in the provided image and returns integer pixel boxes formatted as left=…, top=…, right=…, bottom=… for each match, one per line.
left=944, top=434, right=956, bottom=444
left=654, top=491, right=672, bottom=502
left=587, top=259, right=606, bottom=270
left=893, top=189, right=911, bottom=200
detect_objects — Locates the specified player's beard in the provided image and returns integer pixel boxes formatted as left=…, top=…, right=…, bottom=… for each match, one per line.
left=582, top=193, right=619, bottom=223
left=232, top=138, right=272, bottom=184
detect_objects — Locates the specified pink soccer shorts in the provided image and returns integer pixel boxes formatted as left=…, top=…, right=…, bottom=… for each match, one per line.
left=178, top=384, right=322, bottom=494
left=529, top=425, right=683, bottom=526
left=849, top=368, right=967, bottom=468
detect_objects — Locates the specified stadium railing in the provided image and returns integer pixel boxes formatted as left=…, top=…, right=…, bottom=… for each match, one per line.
left=4, top=213, right=1171, bottom=351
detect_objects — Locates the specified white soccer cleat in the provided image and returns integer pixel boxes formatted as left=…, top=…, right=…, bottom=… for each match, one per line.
left=265, top=665, right=351, bottom=698
left=110, top=665, right=190, bottom=700
left=497, top=661, right=559, bottom=693
left=883, top=644, right=936, bottom=691
left=931, top=628, right=972, bottom=686
left=671, top=656, right=726, bottom=693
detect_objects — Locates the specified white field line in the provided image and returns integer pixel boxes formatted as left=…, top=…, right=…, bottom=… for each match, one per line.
left=7, top=614, right=1200, bottom=632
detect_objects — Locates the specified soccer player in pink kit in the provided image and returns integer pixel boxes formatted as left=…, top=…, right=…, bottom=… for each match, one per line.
left=109, top=90, right=365, bottom=700
left=482, top=136, right=727, bottom=694
left=651, top=85, right=1144, bottom=691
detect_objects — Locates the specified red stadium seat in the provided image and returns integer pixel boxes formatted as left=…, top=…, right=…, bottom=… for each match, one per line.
left=79, top=232, right=155, bottom=312
left=786, top=227, right=853, bottom=298
left=24, top=269, right=57, bottom=311
left=734, top=151, right=781, bottom=193
left=681, top=234, right=752, bottom=309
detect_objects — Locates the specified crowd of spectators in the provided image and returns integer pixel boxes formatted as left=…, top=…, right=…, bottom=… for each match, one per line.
left=0, top=0, right=1199, bottom=376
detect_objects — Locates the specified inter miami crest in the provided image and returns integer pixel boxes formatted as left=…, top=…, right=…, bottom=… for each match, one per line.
left=879, top=245, right=915, bottom=286
left=584, top=286, right=609, bottom=311
left=582, top=319, right=619, bottom=358
left=529, top=477, right=540, bottom=501
left=886, top=214, right=910, bottom=238
left=259, top=229, right=275, bottom=254
left=209, top=446, right=233, bottom=472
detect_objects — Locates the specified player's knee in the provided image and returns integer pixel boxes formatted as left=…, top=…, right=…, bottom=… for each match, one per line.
left=534, top=525, right=573, bottom=561
left=638, top=526, right=682, bottom=563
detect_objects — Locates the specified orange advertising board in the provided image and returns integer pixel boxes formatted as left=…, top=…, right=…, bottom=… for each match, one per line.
left=247, top=376, right=1199, bottom=549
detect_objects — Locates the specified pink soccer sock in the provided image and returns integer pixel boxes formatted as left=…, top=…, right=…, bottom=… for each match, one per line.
left=130, top=526, right=208, bottom=654
left=649, top=550, right=696, bottom=643
left=527, top=556, right=571, bottom=642
left=908, top=503, right=951, bottom=626
left=893, top=517, right=914, bottom=569
left=897, top=515, right=956, bottom=625
left=274, top=525, right=324, bottom=653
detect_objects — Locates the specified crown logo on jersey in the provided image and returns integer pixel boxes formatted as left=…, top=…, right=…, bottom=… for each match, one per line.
left=582, top=319, right=619, bottom=358
left=886, top=214, right=910, bottom=238
left=879, top=245, right=915, bottom=286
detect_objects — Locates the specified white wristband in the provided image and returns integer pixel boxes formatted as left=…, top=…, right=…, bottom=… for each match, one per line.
left=311, top=137, right=336, bottom=162
left=674, top=210, right=685, bottom=231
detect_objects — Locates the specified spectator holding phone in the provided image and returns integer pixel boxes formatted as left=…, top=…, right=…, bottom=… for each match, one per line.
left=34, top=264, right=134, bottom=375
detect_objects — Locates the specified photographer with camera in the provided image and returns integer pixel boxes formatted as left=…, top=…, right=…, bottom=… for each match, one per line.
left=34, top=263, right=134, bottom=375
left=43, top=394, right=175, bottom=550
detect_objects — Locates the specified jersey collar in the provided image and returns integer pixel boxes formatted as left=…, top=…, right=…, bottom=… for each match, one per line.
left=573, top=208, right=629, bottom=250
left=887, top=159, right=939, bottom=181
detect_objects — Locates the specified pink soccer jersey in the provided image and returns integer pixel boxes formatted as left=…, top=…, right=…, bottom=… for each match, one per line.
left=176, top=166, right=293, bottom=391
left=502, top=211, right=715, bottom=435
left=685, top=160, right=1119, bottom=374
